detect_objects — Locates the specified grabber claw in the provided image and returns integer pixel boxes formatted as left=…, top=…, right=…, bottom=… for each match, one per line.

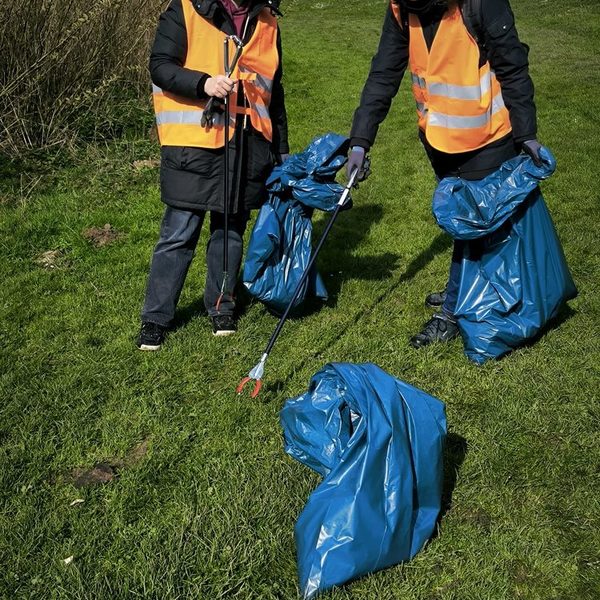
left=236, top=353, right=268, bottom=397
left=236, top=377, right=263, bottom=398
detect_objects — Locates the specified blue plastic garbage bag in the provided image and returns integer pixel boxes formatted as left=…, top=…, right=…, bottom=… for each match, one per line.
left=280, top=363, right=447, bottom=599
left=433, top=147, right=577, bottom=364
left=243, top=133, right=349, bottom=314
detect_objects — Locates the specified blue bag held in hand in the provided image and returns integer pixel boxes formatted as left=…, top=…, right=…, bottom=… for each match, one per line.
left=243, top=133, right=349, bottom=314
left=433, top=147, right=577, bottom=364
left=280, top=363, right=447, bottom=599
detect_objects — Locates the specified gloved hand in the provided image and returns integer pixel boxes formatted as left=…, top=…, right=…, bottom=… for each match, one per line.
left=522, top=139, right=543, bottom=167
left=346, top=146, right=371, bottom=183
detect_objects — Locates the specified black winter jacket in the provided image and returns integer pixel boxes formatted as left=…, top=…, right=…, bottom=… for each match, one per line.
left=350, top=0, right=537, bottom=178
left=150, top=0, right=288, bottom=212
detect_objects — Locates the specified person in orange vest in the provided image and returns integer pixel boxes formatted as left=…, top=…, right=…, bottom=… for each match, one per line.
left=347, top=0, right=542, bottom=348
left=137, top=0, right=288, bottom=350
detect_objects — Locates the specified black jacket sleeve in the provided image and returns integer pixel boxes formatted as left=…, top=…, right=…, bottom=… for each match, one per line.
left=481, top=0, right=537, bottom=143
left=149, top=0, right=210, bottom=100
left=270, top=28, right=289, bottom=155
left=350, top=6, right=409, bottom=150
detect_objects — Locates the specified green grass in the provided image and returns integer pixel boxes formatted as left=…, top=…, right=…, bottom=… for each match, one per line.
left=1, top=0, right=600, bottom=598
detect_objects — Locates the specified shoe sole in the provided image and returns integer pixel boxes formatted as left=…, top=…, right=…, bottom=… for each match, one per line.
left=138, top=343, right=162, bottom=351
left=213, top=330, right=236, bottom=337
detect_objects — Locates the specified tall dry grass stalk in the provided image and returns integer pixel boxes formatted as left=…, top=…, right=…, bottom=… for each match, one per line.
left=0, top=0, right=165, bottom=157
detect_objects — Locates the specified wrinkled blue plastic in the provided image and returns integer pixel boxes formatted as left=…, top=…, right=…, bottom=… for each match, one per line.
left=433, top=148, right=577, bottom=364
left=243, top=133, right=349, bottom=313
left=281, top=363, right=447, bottom=599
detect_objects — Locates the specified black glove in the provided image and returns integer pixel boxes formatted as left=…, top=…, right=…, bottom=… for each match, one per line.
left=346, top=146, right=371, bottom=183
left=522, top=139, right=543, bottom=167
left=274, top=152, right=289, bottom=166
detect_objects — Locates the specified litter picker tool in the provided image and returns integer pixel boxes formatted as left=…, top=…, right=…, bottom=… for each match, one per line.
left=201, top=35, right=244, bottom=129
left=215, top=35, right=244, bottom=311
left=237, top=167, right=360, bottom=398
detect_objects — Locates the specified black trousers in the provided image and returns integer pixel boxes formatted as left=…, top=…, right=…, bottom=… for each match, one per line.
left=141, top=206, right=249, bottom=326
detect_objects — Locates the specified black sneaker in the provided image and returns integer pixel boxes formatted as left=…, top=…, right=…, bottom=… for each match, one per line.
left=212, top=314, right=237, bottom=337
left=137, top=322, right=168, bottom=351
left=425, top=289, right=447, bottom=308
left=410, top=313, right=459, bottom=349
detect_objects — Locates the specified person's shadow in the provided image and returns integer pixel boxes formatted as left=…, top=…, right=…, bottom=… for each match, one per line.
left=261, top=231, right=454, bottom=396
left=271, top=203, right=401, bottom=318
left=292, top=224, right=453, bottom=318
left=315, top=203, right=401, bottom=306
left=398, top=232, right=452, bottom=284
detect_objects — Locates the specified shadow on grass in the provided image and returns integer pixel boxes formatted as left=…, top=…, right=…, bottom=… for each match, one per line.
left=257, top=233, right=456, bottom=399
left=173, top=281, right=257, bottom=330
left=172, top=297, right=208, bottom=331
left=518, top=302, right=577, bottom=350
left=440, top=432, right=468, bottom=521
left=315, top=203, right=400, bottom=308
left=398, top=232, right=452, bottom=284
left=319, top=227, right=452, bottom=312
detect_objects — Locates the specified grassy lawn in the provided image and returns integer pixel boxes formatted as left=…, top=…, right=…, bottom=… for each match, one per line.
left=1, top=0, right=599, bottom=598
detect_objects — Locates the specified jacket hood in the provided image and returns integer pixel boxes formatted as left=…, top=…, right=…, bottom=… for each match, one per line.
left=192, top=0, right=281, bottom=20
left=394, top=0, right=446, bottom=15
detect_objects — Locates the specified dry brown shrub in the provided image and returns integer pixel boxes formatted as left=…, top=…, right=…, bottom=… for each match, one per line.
left=0, top=0, right=165, bottom=157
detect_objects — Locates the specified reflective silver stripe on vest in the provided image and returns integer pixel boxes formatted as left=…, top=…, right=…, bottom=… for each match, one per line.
left=490, top=90, right=507, bottom=114
left=152, top=84, right=163, bottom=94
left=255, top=73, right=273, bottom=94
left=155, top=111, right=232, bottom=127
left=239, top=67, right=273, bottom=94
left=411, top=72, right=426, bottom=89
left=427, top=91, right=506, bottom=129
left=252, top=103, right=271, bottom=120
left=427, top=71, right=493, bottom=101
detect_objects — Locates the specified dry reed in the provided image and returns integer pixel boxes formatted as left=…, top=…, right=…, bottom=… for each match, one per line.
left=0, top=0, right=165, bottom=157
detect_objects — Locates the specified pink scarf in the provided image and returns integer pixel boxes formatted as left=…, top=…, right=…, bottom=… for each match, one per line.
left=219, top=0, right=249, bottom=38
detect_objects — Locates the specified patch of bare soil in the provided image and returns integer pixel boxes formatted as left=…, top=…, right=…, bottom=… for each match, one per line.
left=66, top=438, right=151, bottom=488
left=82, top=224, right=121, bottom=247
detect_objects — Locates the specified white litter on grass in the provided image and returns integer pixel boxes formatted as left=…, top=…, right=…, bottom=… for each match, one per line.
left=69, top=498, right=85, bottom=507
left=63, top=556, right=74, bottom=566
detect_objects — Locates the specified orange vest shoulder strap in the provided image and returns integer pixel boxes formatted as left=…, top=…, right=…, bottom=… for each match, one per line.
left=262, top=6, right=278, bottom=26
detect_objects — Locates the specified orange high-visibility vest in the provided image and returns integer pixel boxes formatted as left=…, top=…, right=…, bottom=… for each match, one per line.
left=391, top=1, right=513, bottom=153
left=153, top=3, right=278, bottom=148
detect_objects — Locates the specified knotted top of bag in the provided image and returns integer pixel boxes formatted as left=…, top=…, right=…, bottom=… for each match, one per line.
left=267, top=132, right=350, bottom=212
left=433, top=147, right=557, bottom=240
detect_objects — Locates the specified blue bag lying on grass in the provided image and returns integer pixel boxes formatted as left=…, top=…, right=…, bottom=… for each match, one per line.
left=243, top=133, right=349, bottom=314
left=433, top=147, right=577, bottom=364
left=280, top=363, right=447, bottom=599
